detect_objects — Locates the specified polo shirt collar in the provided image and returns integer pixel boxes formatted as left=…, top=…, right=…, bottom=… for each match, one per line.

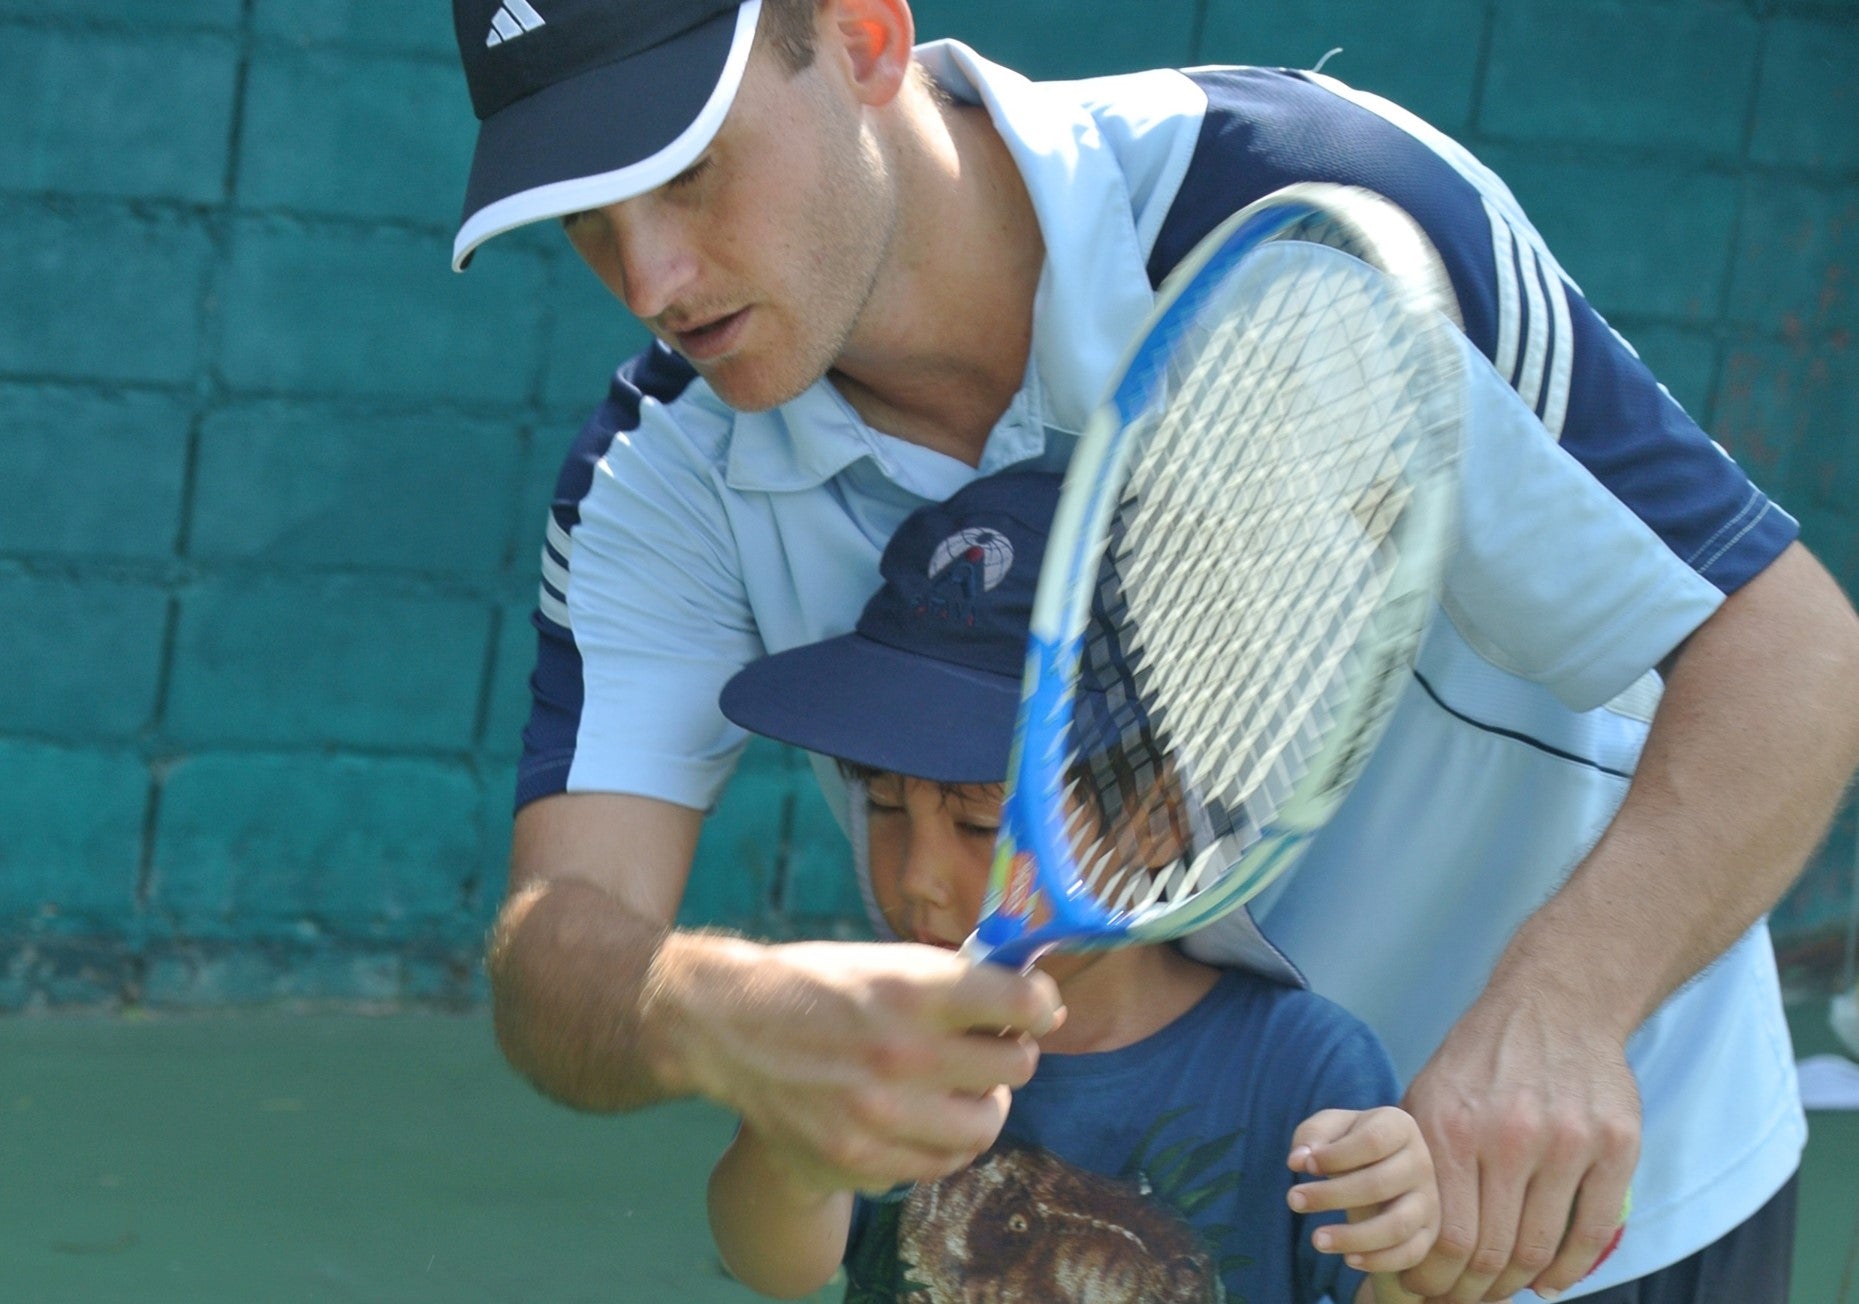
left=918, top=41, right=1156, bottom=433
left=725, top=382, right=885, bottom=492
left=725, top=42, right=1155, bottom=494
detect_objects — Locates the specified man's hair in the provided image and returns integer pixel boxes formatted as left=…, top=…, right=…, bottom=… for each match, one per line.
left=760, top=0, right=823, bottom=73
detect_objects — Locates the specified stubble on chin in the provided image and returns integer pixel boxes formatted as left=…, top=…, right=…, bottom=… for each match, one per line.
left=690, top=351, right=822, bottom=414
left=687, top=310, right=857, bottom=413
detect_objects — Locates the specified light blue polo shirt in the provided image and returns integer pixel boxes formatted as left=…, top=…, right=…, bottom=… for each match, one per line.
left=517, top=43, right=1803, bottom=1298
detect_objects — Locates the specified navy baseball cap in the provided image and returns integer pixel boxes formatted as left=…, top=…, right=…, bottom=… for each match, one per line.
left=721, top=472, right=1062, bottom=784
left=451, top=0, right=762, bottom=270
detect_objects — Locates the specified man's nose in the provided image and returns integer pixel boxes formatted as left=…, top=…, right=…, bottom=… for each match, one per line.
left=601, top=202, right=699, bottom=322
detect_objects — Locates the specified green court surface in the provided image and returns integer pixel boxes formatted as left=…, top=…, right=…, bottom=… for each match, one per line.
left=2, top=1000, right=1854, bottom=1303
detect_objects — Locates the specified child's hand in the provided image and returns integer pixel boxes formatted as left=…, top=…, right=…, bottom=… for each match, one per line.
left=1286, top=1106, right=1439, bottom=1275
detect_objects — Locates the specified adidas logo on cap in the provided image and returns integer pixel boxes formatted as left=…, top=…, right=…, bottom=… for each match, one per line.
left=485, top=0, right=546, bottom=46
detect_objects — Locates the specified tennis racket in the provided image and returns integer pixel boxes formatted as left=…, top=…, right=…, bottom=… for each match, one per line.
left=960, top=182, right=1465, bottom=970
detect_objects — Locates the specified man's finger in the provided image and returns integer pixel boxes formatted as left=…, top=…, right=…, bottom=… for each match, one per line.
left=1532, top=1171, right=1635, bottom=1298
left=804, top=1081, right=1011, bottom=1190
left=1483, top=1160, right=1583, bottom=1300
left=931, top=1027, right=1042, bottom=1093
left=943, top=961, right=1065, bottom=1038
left=861, top=1077, right=1014, bottom=1157
left=1432, top=1160, right=1528, bottom=1304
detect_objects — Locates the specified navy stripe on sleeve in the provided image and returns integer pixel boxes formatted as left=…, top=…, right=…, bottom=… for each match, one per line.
left=1147, top=69, right=1503, bottom=359
left=1151, top=68, right=1795, bottom=595
left=1555, top=297, right=1796, bottom=593
left=516, top=343, right=699, bottom=811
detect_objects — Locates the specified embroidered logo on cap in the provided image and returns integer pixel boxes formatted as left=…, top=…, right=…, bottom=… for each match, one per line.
left=919, top=528, right=1014, bottom=627
left=485, top=0, right=547, bottom=47
left=928, top=528, right=1013, bottom=590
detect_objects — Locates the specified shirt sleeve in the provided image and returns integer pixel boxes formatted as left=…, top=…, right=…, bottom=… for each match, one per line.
left=1152, top=68, right=1799, bottom=710
left=516, top=349, right=761, bottom=812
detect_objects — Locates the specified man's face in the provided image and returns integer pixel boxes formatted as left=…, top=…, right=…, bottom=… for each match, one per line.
left=561, top=39, right=897, bottom=411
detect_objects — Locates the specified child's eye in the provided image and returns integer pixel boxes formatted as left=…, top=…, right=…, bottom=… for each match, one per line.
left=958, top=822, right=1000, bottom=839
left=665, top=157, right=711, bottom=191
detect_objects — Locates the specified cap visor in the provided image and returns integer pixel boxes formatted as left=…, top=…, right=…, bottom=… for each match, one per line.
left=453, top=0, right=760, bottom=269
left=721, top=635, right=1023, bottom=785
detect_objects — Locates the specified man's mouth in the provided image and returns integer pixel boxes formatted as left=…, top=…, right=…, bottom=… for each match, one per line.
left=668, top=307, right=748, bottom=361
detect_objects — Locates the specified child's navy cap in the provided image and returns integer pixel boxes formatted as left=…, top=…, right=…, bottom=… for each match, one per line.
left=720, top=471, right=1060, bottom=784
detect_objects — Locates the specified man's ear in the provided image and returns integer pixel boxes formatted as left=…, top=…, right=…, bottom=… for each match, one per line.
left=824, top=0, right=914, bottom=108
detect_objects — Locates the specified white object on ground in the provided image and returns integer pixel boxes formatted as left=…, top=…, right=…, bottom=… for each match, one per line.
left=1797, top=1053, right=1859, bottom=1111
left=1833, top=988, right=1859, bottom=1059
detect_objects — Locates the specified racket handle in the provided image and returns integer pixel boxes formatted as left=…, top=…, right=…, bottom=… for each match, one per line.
left=956, top=932, right=996, bottom=965
left=958, top=928, right=1051, bottom=971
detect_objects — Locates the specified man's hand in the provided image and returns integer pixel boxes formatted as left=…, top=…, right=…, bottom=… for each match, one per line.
left=680, top=937, right=1065, bottom=1194
left=1397, top=990, right=1638, bottom=1302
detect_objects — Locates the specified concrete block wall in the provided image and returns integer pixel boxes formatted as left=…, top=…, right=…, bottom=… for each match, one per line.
left=1, top=0, right=1853, bottom=1008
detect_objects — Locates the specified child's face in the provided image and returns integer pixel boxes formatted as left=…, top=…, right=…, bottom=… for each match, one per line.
left=865, top=774, right=1001, bottom=952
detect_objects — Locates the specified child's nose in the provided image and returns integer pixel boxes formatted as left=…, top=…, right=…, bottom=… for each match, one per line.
left=899, top=830, right=957, bottom=910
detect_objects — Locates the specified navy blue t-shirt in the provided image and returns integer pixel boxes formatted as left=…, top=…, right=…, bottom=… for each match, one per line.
left=843, top=969, right=1398, bottom=1303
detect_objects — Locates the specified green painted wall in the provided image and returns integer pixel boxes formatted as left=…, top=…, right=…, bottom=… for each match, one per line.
left=2, top=0, right=1854, bottom=1008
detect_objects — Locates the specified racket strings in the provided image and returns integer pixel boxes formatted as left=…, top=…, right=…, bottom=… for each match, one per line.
left=1136, top=301, right=1403, bottom=763
left=1058, top=251, right=1441, bottom=923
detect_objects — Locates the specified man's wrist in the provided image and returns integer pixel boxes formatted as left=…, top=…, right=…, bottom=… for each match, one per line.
left=637, top=929, right=767, bottom=1105
left=1484, top=904, right=1647, bottom=1045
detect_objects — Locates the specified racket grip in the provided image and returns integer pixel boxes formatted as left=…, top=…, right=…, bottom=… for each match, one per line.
left=958, top=928, right=1049, bottom=971
left=956, top=932, right=996, bottom=965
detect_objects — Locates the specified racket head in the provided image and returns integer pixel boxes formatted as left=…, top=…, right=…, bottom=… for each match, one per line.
left=964, top=183, right=1465, bottom=969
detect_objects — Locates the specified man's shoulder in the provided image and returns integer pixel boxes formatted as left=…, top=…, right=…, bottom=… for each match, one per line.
left=598, top=344, right=728, bottom=444
left=557, top=344, right=737, bottom=489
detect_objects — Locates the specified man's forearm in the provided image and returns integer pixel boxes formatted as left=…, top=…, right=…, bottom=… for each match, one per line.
left=488, top=876, right=729, bottom=1112
left=1395, top=545, right=1859, bottom=1300
left=1488, top=543, right=1859, bottom=1035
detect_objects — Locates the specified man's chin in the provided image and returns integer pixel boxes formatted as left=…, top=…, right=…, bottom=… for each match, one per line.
left=691, top=360, right=819, bottom=414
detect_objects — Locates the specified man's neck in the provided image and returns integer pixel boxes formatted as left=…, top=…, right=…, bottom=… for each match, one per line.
left=829, top=84, right=1045, bottom=467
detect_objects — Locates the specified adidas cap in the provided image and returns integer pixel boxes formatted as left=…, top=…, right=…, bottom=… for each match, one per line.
left=451, top=0, right=762, bottom=270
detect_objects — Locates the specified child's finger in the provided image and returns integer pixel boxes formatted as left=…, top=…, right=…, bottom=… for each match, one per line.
left=1288, top=1109, right=1363, bottom=1170
left=1288, top=1147, right=1426, bottom=1214
left=1309, top=1190, right=1437, bottom=1263
left=1331, top=1221, right=1436, bottom=1275
left=1298, top=1106, right=1412, bottom=1175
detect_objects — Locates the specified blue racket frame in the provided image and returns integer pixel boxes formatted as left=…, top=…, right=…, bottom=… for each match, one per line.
left=966, top=198, right=1329, bottom=970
